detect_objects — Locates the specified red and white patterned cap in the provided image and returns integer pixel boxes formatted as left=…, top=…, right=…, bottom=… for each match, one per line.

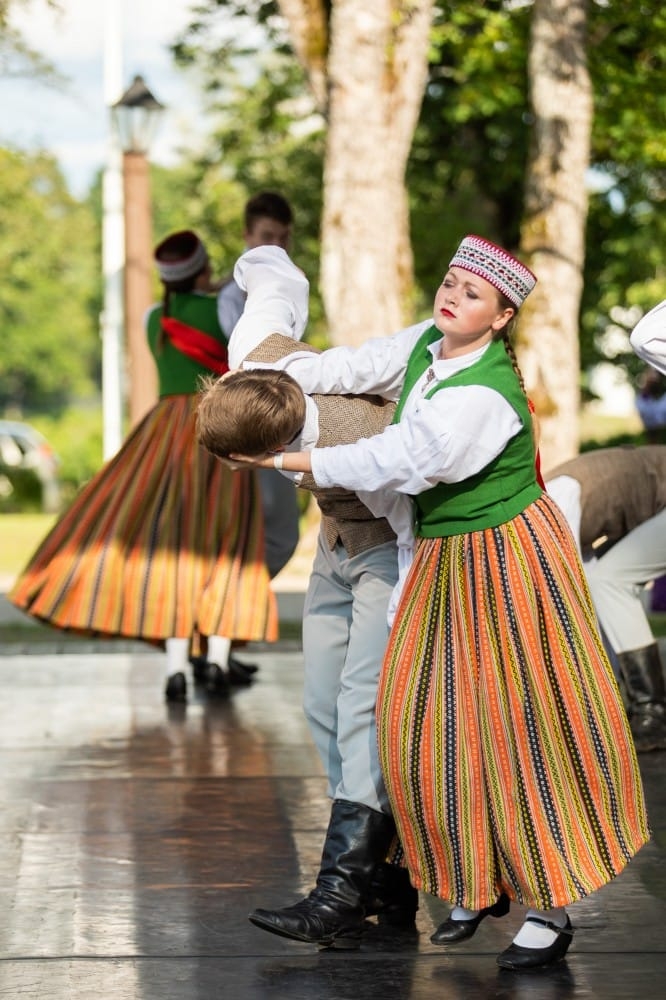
left=154, top=230, right=209, bottom=283
left=449, top=235, right=536, bottom=308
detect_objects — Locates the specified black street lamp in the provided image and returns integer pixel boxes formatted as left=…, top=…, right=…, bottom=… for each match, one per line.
left=111, top=74, right=165, bottom=155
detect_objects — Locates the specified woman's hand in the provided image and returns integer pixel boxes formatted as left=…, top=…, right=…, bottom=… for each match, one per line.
left=228, top=450, right=313, bottom=474
left=228, top=453, right=276, bottom=470
left=216, top=455, right=253, bottom=471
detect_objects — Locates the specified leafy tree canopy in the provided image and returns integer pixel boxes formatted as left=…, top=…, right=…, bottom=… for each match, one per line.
left=0, top=148, right=99, bottom=413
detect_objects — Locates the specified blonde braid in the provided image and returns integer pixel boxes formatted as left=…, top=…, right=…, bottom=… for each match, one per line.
left=501, top=333, right=526, bottom=395
left=501, top=332, right=542, bottom=454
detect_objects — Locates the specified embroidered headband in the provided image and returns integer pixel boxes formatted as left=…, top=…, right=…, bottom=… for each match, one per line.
left=448, top=235, right=537, bottom=308
left=154, top=230, right=209, bottom=283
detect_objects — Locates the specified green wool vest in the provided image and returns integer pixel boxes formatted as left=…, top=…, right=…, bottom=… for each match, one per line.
left=146, top=292, right=228, bottom=397
left=394, top=328, right=542, bottom=537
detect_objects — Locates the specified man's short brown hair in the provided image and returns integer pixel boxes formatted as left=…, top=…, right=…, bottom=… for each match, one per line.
left=244, top=191, right=293, bottom=229
left=197, top=369, right=306, bottom=458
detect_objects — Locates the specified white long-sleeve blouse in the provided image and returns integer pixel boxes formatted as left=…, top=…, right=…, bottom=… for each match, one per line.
left=630, top=300, right=666, bottom=376
left=274, top=328, right=523, bottom=497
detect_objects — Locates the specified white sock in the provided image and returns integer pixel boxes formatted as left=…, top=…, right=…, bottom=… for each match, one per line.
left=450, top=905, right=480, bottom=920
left=207, top=636, right=231, bottom=668
left=165, top=637, right=190, bottom=679
left=513, top=907, right=568, bottom=948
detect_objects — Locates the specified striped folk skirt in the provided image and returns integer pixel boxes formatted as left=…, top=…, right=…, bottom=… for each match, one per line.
left=378, top=493, right=649, bottom=910
left=10, top=395, right=278, bottom=643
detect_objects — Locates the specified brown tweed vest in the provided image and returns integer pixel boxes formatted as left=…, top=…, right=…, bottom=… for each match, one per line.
left=246, top=333, right=397, bottom=556
left=545, top=445, right=666, bottom=549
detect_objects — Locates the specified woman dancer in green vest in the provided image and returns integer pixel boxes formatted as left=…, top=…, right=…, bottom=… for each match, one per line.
left=227, top=235, right=649, bottom=971
left=10, top=231, right=276, bottom=701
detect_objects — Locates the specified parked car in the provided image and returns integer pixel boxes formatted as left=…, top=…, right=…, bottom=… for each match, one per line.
left=0, top=420, right=62, bottom=513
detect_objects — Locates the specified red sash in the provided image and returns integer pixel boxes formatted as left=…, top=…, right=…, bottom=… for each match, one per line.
left=160, top=316, right=229, bottom=375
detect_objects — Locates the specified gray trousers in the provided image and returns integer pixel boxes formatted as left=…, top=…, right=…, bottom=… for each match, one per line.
left=258, top=468, right=300, bottom=579
left=302, top=531, right=399, bottom=813
left=585, top=508, right=666, bottom=654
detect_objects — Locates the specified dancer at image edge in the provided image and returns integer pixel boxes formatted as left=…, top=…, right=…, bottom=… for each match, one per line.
left=545, top=444, right=666, bottom=752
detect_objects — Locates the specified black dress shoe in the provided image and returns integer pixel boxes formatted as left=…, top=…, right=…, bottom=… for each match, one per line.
left=227, top=655, right=256, bottom=686
left=430, top=892, right=510, bottom=944
left=496, top=915, right=573, bottom=971
left=165, top=671, right=187, bottom=703
left=205, top=663, right=231, bottom=699
left=190, top=656, right=208, bottom=685
left=229, top=654, right=258, bottom=679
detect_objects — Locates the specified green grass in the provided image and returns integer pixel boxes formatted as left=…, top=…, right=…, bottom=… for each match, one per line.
left=0, top=512, right=56, bottom=583
left=0, top=615, right=302, bottom=648
left=579, top=408, right=643, bottom=443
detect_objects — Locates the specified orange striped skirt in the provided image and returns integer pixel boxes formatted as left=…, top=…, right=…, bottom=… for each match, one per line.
left=9, top=395, right=278, bottom=643
left=378, top=493, right=649, bottom=910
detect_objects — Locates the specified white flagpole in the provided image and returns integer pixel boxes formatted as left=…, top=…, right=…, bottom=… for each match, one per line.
left=100, top=0, right=125, bottom=458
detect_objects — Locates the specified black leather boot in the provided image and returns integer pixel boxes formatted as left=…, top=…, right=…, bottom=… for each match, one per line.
left=617, top=644, right=666, bottom=752
left=249, top=799, right=396, bottom=949
left=364, top=862, right=419, bottom=927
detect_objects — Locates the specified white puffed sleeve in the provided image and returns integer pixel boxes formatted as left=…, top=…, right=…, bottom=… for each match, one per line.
left=228, top=246, right=310, bottom=367
left=630, top=300, right=666, bottom=375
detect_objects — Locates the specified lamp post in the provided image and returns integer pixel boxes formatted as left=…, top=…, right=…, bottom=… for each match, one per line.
left=112, top=75, right=164, bottom=428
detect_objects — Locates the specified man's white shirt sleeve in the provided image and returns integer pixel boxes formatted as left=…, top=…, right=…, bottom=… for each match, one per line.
left=630, top=300, right=666, bottom=375
left=260, top=320, right=433, bottom=402
left=228, top=247, right=310, bottom=367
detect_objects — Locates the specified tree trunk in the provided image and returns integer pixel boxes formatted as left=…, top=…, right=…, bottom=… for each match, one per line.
left=279, top=0, right=434, bottom=346
left=518, top=0, right=592, bottom=470
left=276, top=0, right=329, bottom=112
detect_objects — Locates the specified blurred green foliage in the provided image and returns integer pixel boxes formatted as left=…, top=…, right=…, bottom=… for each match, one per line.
left=0, top=466, right=42, bottom=513
left=29, top=407, right=104, bottom=502
left=0, top=149, right=99, bottom=413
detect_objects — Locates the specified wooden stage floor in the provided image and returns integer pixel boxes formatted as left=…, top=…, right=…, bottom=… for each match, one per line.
left=0, top=648, right=665, bottom=998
